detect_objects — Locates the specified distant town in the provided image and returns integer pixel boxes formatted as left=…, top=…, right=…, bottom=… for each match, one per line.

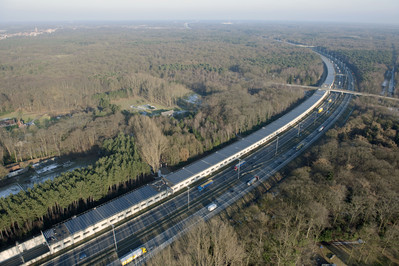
left=0, top=27, right=57, bottom=40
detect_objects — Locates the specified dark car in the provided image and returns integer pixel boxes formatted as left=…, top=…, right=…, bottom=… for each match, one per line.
left=79, top=252, right=87, bottom=260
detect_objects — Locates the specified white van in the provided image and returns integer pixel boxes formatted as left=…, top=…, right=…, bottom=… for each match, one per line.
left=207, top=203, right=217, bottom=212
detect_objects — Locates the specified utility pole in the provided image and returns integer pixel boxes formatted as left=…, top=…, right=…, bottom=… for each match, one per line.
left=275, top=136, right=279, bottom=155
left=16, top=242, right=24, bottom=264
left=237, top=158, right=241, bottom=180
left=188, top=186, right=190, bottom=210
left=111, top=224, right=118, bottom=252
left=41, top=231, right=51, bottom=252
left=297, top=123, right=301, bottom=137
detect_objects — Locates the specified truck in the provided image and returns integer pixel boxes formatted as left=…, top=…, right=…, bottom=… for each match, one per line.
left=207, top=203, right=217, bottom=212
left=246, top=176, right=259, bottom=186
left=234, top=160, right=246, bottom=171
left=120, top=247, right=147, bottom=265
left=198, top=180, right=214, bottom=192
left=296, top=143, right=304, bottom=150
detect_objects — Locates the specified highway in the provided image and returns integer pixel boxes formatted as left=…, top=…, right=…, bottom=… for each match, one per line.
left=32, top=50, right=355, bottom=266
left=31, top=83, right=351, bottom=266
left=135, top=91, right=353, bottom=265
left=1, top=49, right=353, bottom=266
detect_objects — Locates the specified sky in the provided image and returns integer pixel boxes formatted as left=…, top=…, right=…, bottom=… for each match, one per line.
left=0, top=0, right=398, bottom=24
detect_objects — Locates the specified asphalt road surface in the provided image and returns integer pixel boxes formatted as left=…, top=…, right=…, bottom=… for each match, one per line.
left=34, top=88, right=352, bottom=266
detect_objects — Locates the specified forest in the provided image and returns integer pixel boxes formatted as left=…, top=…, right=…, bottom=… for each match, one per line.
left=273, top=24, right=399, bottom=95
left=0, top=22, right=324, bottom=247
left=0, top=134, right=150, bottom=242
left=0, top=22, right=398, bottom=252
left=149, top=99, right=399, bottom=265
left=0, top=23, right=323, bottom=169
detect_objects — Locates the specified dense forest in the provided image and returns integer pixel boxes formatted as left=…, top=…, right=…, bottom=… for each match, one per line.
left=149, top=100, right=399, bottom=265
left=0, top=134, right=150, bottom=242
left=0, top=23, right=324, bottom=170
left=0, top=23, right=324, bottom=246
left=0, top=22, right=398, bottom=253
left=274, top=24, right=399, bottom=95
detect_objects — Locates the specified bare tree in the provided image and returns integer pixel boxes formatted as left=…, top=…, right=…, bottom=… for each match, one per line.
left=147, top=219, right=245, bottom=266
left=0, top=128, right=14, bottom=161
left=130, top=116, right=168, bottom=172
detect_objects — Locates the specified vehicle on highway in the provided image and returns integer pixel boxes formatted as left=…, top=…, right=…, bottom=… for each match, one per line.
left=318, top=107, right=324, bottom=113
left=198, top=180, right=214, bottom=192
left=120, top=247, right=147, bottom=265
left=79, top=251, right=87, bottom=260
left=246, top=176, right=259, bottom=186
left=207, top=203, right=217, bottom=211
left=318, top=126, right=325, bottom=132
left=296, top=143, right=304, bottom=150
left=234, top=160, right=246, bottom=170
left=0, top=46, right=351, bottom=266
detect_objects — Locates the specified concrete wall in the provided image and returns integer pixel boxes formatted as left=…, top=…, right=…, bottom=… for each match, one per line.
left=171, top=90, right=328, bottom=195
left=49, top=189, right=169, bottom=253
left=0, top=235, right=46, bottom=263
left=1, top=90, right=329, bottom=264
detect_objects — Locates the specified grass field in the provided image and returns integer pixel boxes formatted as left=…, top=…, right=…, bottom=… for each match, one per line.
left=111, top=97, right=180, bottom=114
left=0, top=110, right=52, bottom=125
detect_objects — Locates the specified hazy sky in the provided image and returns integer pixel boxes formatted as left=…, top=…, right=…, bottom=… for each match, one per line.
left=1, top=0, right=398, bottom=24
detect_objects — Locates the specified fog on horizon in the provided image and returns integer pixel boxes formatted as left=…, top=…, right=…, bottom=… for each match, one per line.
left=1, top=0, right=398, bottom=25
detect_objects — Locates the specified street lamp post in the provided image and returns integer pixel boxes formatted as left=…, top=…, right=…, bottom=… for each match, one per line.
left=275, top=136, right=279, bottom=155
left=111, top=224, right=118, bottom=252
left=187, top=186, right=190, bottom=210
left=297, top=123, right=301, bottom=137
left=237, top=158, right=241, bottom=180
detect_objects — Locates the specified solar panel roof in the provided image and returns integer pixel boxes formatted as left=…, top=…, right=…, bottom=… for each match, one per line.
left=64, top=185, right=158, bottom=235
left=202, top=152, right=228, bottom=165
left=184, top=160, right=211, bottom=174
left=124, top=185, right=158, bottom=206
left=321, top=55, right=335, bottom=87
left=233, top=139, right=253, bottom=150
left=54, top=83, right=328, bottom=239
left=165, top=168, right=195, bottom=185
left=64, top=209, right=104, bottom=234
left=95, top=197, right=131, bottom=218
left=216, top=148, right=238, bottom=158
left=243, top=133, right=265, bottom=144
left=164, top=89, right=327, bottom=186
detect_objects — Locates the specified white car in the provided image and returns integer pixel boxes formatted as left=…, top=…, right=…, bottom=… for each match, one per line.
left=207, top=203, right=217, bottom=212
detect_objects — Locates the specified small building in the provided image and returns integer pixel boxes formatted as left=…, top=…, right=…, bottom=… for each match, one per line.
left=0, top=118, right=16, bottom=128
left=161, top=110, right=174, bottom=117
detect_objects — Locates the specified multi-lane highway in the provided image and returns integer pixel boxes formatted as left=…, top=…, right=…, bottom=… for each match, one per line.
left=31, top=85, right=352, bottom=266
left=135, top=90, right=353, bottom=265
left=1, top=49, right=353, bottom=266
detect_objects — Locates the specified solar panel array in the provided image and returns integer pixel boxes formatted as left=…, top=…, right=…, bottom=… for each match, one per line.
left=43, top=85, right=328, bottom=242
left=62, top=185, right=158, bottom=235
left=320, top=55, right=336, bottom=88
left=164, top=89, right=327, bottom=186
left=42, top=89, right=327, bottom=242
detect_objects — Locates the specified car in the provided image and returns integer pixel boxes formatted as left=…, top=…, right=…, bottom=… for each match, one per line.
left=318, top=126, right=325, bottom=132
left=207, top=203, right=217, bottom=211
left=79, top=252, right=87, bottom=260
